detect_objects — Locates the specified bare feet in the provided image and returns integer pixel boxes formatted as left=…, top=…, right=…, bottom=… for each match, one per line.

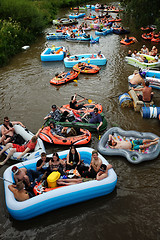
left=0, top=161, right=5, bottom=166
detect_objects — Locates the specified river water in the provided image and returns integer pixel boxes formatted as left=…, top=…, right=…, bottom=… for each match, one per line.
left=0, top=2, right=160, bottom=240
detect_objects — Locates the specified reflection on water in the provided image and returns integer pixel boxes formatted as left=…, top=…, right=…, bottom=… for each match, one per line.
left=0, top=2, right=160, bottom=240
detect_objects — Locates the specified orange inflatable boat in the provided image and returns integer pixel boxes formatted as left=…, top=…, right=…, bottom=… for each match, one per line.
left=120, top=37, right=136, bottom=45
left=60, top=103, right=103, bottom=114
left=50, top=71, right=79, bottom=85
left=39, top=126, right=91, bottom=145
left=73, top=63, right=100, bottom=74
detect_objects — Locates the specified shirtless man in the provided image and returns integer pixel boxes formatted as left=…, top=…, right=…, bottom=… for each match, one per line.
left=108, top=134, right=159, bottom=150
left=133, top=81, right=154, bottom=102
left=8, top=181, right=29, bottom=201
left=0, top=117, right=25, bottom=145
left=12, top=166, right=31, bottom=187
left=82, top=150, right=102, bottom=178
left=129, top=70, right=145, bottom=88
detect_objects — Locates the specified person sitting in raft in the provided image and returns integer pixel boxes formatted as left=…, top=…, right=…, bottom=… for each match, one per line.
left=127, top=50, right=132, bottom=57
left=11, top=166, right=40, bottom=192
left=132, top=81, right=154, bottom=103
left=40, top=153, right=66, bottom=183
left=0, top=129, right=41, bottom=166
left=96, top=51, right=103, bottom=58
left=44, top=104, right=64, bottom=122
left=66, top=145, right=81, bottom=170
left=141, top=45, right=149, bottom=55
left=81, top=150, right=102, bottom=178
left=49, top=121, right=77, bottom=138
left=81, top=108, right=103, bottom=131
left=108, top=134, right=159, bottom=150
left=142, top=56, right=148, bottom=63
left=36, top=152, right=50, bottom=174
left=149, top=46, right=158, bottom=56
left=77, top=62, right=93, bottom=70
left=129, top=69, right=146, bottom=88
left=0, top=117, right=25, bottom=145
left=96, top=163, right=113, bottom=181
left=70, top=93, right=86, bottom=110
left=8, top=181, right=30, bottom=201
left=54, top=72, right=67, bottom=79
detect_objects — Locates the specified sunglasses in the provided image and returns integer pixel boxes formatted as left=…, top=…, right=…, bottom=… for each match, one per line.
left=5, top=120, right=9, bottom=122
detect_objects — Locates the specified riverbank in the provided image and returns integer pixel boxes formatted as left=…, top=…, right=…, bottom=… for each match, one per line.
left=0, top=0, right=86, bottom=67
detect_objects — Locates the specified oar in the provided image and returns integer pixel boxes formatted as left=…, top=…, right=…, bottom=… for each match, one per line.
left=77, top=94, right=93, bottom=103
left=0, top=176, right=13, bottom=184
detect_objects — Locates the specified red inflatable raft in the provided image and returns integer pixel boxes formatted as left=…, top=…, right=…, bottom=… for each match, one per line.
left=73, top=63, right=100, bottom=74
left=50, top=71, right=79, bottom=85
left=120, top=37, right=137, bottom=45
left=39, top=126, right=91, bottom=145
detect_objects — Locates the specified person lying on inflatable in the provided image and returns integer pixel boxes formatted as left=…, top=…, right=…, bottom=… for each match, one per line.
left=108, top=134, right=159, bottom=150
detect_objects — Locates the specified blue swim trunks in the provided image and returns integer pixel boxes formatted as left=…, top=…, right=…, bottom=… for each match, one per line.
left=131, top=139, right=143, bottom=150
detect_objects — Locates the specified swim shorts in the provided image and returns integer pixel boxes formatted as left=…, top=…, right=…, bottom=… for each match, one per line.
left=131, top=139, right=143, bottom=150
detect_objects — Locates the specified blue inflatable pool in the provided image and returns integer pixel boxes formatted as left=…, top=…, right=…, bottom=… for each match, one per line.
left=3, top=147, right=117, bottom=220
left=64, top=54, right=107, bottom=67
left=41, top=47, right=66, bottom=61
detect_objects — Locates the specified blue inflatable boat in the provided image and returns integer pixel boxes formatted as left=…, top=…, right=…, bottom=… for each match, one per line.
left=3, top=147, right=117, bottom=220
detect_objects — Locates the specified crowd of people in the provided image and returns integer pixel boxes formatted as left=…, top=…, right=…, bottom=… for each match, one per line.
left=8, top=147, right=112, bottom=201
left=127, top=45, right=159, bottom=63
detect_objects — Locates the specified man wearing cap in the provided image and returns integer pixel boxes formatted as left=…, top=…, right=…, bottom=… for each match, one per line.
left=12, top=165, right=41, bottom=189
left=44, top=105, right=62, bottom=122
left=82, top=108, right=103, bottom=131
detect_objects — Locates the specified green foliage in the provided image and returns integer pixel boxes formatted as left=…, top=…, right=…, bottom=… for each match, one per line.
left=122, top=0, right=160, bottom=28
left=0, top=0, right=86, bottom=66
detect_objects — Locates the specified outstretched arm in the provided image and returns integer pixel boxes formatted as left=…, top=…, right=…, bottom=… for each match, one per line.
left=12, top=121, right=25, bottom=128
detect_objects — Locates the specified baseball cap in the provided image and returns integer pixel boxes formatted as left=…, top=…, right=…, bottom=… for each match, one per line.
left=12, top=166, right=19, bottom=174
left=52, top=104, right=57, bottom=109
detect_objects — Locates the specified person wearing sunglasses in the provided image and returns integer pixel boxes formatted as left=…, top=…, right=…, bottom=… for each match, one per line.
left=0, top=116, right=25, bottom=145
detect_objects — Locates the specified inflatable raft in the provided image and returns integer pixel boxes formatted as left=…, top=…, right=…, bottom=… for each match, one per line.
left=95, top=28, right=113, bottom=36
left=44, top=112, right=107, bottom=132
left=69, top=13, right=85, bottom=19
left=3, top=147, right=117, bottom=220
left=41, top=47, right=66, bottom=62
left=120, top=37, right=136, bottom=45
left=53, top=18, right=78, bottom=26
left=64, top=54, right=107, bottom=68
left=50, top=71, right=79, bottom=85
left=125, top=54, right=160, bottom=68
left=46, top=33, right=67, bottom=40
left=60, top=103, right=103, bottom=114
left=113, top=28, right=130, bottom=35
left=0, top=124, right=45, bottom=161
left=73, top=63, right=100, bottom=74
left=39, top=126, right=91, bottom=145
left=98, top=127, right=160, bottom=164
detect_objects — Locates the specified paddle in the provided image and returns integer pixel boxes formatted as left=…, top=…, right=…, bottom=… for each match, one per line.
left=77, top=94, right=93, bottom=103
left=0, top=176, right=13, bottom=184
